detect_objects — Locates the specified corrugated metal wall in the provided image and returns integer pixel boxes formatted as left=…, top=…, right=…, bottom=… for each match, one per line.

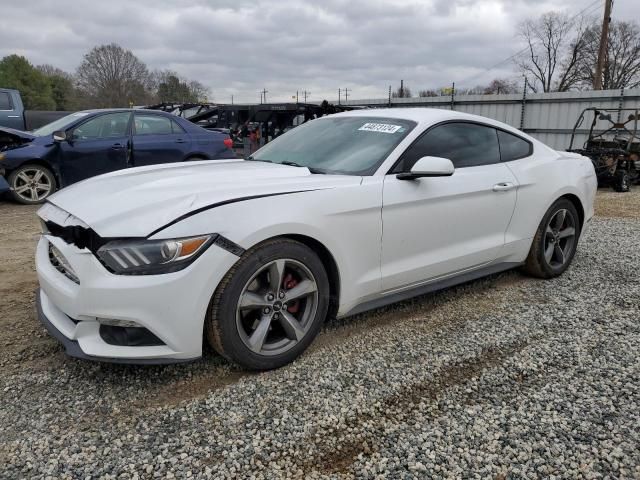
left=338, top=88, right=640, bottom=150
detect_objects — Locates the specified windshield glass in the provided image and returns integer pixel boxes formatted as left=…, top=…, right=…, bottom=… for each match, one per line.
left=251, top=116, right=416, bottom=175
left=31, top=112, right=91, bottom=137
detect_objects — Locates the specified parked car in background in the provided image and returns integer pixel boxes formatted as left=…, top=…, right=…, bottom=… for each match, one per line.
left=0, top=88, right=70, bottom=131
left=0, top=109, right=236, bottom=204
left=35, top=108, right=597, bottom=370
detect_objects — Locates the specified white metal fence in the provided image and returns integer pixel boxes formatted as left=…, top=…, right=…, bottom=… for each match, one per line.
left=335, top=88, right=640, bottom=150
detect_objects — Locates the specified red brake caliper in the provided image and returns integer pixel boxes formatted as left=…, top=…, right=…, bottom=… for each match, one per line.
left=282, top=273, right=300, bottom=313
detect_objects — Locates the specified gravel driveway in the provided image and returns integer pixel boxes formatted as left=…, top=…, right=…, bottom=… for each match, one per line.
left=1, top=190, right=639, bottom=479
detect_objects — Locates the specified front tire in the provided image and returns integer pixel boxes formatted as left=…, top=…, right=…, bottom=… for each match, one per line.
left=205, top=239, right=330, bottom=370
left=8, top=164, right=56, bottom=205
left=523, top=199, right=580, bottom=279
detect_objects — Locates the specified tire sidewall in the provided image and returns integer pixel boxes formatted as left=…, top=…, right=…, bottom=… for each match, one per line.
left=534, top=199, right=580, bottom=277
left=209, top=240, right=330, bottom=370
left=8, top=164, right=56, bottom=205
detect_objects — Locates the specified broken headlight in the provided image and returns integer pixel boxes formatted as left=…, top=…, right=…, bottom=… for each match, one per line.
left=96, top=235, right=213, bottom=275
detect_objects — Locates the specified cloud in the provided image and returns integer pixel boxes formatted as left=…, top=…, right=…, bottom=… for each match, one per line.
left=0, top=0, right=633, bottom=102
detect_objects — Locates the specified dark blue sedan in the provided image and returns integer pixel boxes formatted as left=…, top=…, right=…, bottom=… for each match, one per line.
left=0, top=109, right=236, bottom=204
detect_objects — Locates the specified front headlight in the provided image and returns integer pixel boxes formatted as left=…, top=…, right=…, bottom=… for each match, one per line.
left=96, top=235, right=213, bottom=275
left=0, top=152, right=5, bottom=162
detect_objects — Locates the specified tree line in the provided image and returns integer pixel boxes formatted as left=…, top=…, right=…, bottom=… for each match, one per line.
left=0, top=43, right=209, bottom=110
left=393, top=13, right=640, bottom=98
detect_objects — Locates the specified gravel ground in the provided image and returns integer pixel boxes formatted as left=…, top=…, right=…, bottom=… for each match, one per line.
left=0, top=190, right=639, bottom=479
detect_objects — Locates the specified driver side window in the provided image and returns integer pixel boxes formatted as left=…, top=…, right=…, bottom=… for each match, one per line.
left=394, top=122, right=500, bottom=172
left=72, top=113, right=131, bottom=140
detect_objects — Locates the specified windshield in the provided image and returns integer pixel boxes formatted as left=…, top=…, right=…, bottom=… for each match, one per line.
left=31, top=112, right=92, bottom=137
left=251, top=116, right=416, bottom=175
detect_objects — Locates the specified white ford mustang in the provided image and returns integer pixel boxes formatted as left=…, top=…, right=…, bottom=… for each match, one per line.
left=35, top=108, right=597, bottom=369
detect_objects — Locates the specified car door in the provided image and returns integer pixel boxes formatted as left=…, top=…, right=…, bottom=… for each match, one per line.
left=131, top=113, right=192, bottom=167
left=381, top=121, right=518, bottom=291
left=58, top=112, right=132, bottom=186
left=0, top=91, right=23, bottom=130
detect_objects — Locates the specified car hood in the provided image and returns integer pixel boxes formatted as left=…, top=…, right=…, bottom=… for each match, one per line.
left=0, top=126, right=36, bottom=141
left=45, top=160, right=362, bottom=238
left=0, top=126, right=36, bottom=150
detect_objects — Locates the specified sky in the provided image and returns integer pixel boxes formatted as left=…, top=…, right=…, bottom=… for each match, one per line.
left=0, top=0, right=637, bottom=103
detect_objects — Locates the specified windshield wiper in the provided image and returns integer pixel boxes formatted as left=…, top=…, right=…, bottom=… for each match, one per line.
left=280, top=161, right=326, bottom=174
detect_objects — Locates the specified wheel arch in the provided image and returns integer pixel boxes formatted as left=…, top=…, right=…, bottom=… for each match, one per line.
left=557, top=193, right=585, bottom=231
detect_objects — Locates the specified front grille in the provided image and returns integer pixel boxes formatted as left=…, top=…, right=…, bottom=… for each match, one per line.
left=48, top=243, right=80, bottom=284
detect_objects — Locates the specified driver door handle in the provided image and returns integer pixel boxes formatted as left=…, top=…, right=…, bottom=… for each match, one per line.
left=111, top=143, right=124, bottom=150
left=175, top=138, right=187, bottom=143
left=493, top=182, right=515, bottom=192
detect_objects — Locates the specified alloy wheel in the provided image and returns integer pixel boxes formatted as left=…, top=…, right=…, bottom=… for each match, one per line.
left=543, top=208, right=576, bottom=268
left=12, top=168, right=52, bottom=202
left=235, top=258, right=319, bottom=356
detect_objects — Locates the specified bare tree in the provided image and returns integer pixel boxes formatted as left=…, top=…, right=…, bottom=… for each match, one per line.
left=391, top=84, right=412, bottom=98
left=418, top=89, right=439, bottom=97
left=76, top=44, right=152, bottom=107
left=576, top=21, right=640, bottom=90
left=482, top=78, right=519, bottom=94
left=516, top=12, right=584, bottom=92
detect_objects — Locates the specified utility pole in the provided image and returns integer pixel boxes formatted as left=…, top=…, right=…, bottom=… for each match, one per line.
left=302, top=90, right=310, bottom=102
left=344, top=88, right=351, bottom=103
left=400, top=79, right=404, bottom=98
left=594, top=0, right=613, bottom=90
left=261, top=88, right=269, bottom=104
left=231, top=95, right=234, bottom=105
left=338, top=88, right=341, bottom=105
left=388, top=85, right=392, bottom=107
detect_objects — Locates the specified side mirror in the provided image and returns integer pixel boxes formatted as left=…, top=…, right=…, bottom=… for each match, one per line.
left=396, top=156, right=455, bottom=180
left=52, top=131, right=67, bottom=142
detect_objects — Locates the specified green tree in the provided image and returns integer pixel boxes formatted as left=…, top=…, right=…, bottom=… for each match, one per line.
left=154, top=70, right=209, bottom=103
left=0, top=54, right=55, bottom=109
left=37, top=64, right=77, bottom=110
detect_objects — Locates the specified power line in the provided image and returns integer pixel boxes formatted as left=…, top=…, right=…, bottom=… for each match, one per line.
left=457, top=0, right=604, bottom=86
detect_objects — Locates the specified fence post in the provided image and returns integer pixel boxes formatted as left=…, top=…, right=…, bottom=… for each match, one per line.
left=617, top=86, right=625, bottom=123
left=450, top=82, right=455, bottom=110
left=519, top=78, right=528, bottom=130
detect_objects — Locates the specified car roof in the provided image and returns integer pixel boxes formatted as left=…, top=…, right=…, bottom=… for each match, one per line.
left=76, top=108, right=175, bottom=117
left=332, top=107, right=502, bottom=126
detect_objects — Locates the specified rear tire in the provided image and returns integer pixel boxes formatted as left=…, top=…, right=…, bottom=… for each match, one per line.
left=8, top=164, right=56, bottom=205
left=205, top=238, right=330, bottom=370
left=613, top=170, right=630, bottom=192
left=523, top=199, right=580, bottom=279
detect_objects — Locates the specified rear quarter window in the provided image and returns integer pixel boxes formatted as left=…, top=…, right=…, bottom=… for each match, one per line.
left=498, top=130, right=533, bottom=161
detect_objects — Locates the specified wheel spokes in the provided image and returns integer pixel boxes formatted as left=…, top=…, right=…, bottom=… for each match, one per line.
left=544, top=243, right=554, bottom=263
left=558, top=226, right=575, bottom=239
left=554, top=245, right=565, bottom=265
left=17, top=172, right=31, bottom=183
left=268, top=259, right=286, bottom=293
left=14, top=185, right=30, bottom=194
left=239, top=291, right=270, bottom=310
left=553, top=209, right=566, bottom=229
left=279, top=311, right=305, bottom=341
left=247, top=314, right=272, bottom=353
left=284, top=279, right=317, bottom=301
left=33, top=170, right=44, bottom=182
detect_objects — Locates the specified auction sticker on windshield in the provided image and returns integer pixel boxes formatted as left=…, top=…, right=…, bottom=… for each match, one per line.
left=358, top=123, right=403, bottom=134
